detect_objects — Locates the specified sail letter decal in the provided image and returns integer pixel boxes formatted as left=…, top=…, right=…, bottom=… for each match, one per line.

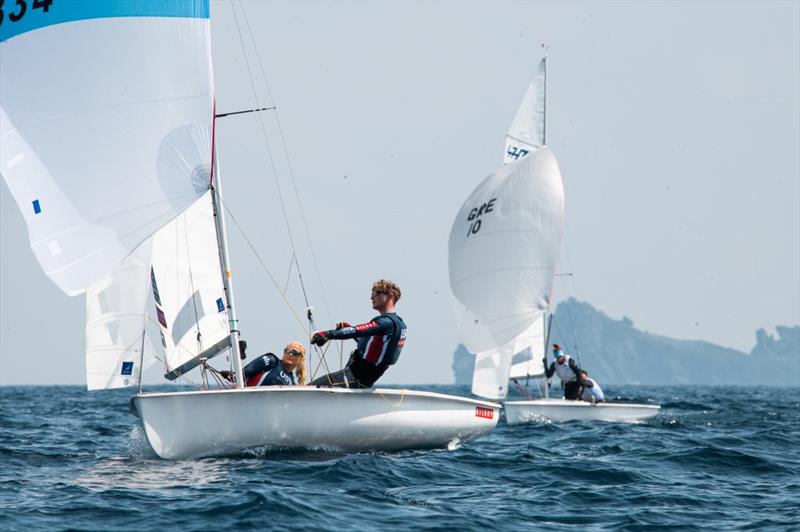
left=506, top=146, right=529, bottom=162
left=466, top=198, right=496, bottom=237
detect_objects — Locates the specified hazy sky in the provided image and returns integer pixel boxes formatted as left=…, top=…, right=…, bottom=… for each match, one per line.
left=1, top=1, right=798, bottom=385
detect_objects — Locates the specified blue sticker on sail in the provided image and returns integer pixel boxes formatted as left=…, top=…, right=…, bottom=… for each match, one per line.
left=32, top=199, right=41, bottom=214
left=120, top=361, right=134, bottom=376
left=216, top=298, right=225, bottom=313
left=1, top=0, right=210, bottom=43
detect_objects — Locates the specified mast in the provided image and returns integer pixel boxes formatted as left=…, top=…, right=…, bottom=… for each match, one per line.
left=542, top=56, right=547, bottom=146
left=544, top=313, right=553, bottom=399
left=211, top=151, right=245, bottom=388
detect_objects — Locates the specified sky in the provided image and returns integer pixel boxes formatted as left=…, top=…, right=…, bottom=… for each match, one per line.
left=1, top=1, right=798, bottom=386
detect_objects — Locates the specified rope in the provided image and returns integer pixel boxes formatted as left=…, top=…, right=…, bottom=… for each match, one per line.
left=182, top=215, right=205, bottom=356
left=555, top=238, right=582, bottom=363
left=228, top=2, right=318, bottom=318
left=142, top=315, right=227, bottom=388
left=236, top=0, right=334, bottom=325
left=378, top=389, right=406, bottom=408
left=202, top=360, right=235, bottom=389
left=551, top=312, right=581, bottom=367
left=222, top=201, right=309, bottom=334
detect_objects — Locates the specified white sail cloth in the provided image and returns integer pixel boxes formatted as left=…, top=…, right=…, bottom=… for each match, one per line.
left=471, top=315, right=546, bottom=399
left=150, top=192, right=228, bottom=375
left=504, top=58, right=546, bottom=165
left=450, top=148, right=564, bottom=352
left=84, top=192, right=228, bottom=389
left=0, top=2, right=214, bottom=296
left=85, top=239, right=156, bottom=390
left=450, top=148, right=564, bottom=400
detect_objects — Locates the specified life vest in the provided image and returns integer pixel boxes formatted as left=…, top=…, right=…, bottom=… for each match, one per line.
left=554, top=354, right=578, bottom=383
left=580, top=378, right=605, bottom=402
left=356, top=313, right=407, bottom=368
left=245, top=353, right=296, bottom=387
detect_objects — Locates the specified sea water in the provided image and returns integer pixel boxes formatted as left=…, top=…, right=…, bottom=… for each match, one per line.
left=1, top=385, right=798, bottom=531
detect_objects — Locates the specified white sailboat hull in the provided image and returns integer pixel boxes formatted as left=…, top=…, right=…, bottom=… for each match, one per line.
left=504, top=399, right=660, bottom=424
left=131, top=387, right=501, bottom=459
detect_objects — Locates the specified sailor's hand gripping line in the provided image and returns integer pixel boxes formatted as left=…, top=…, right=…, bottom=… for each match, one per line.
left=307, top=308, right=352, bottom=387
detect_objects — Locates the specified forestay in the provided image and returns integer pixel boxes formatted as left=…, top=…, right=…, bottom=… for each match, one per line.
left=0, top=1, right=214, bottom=296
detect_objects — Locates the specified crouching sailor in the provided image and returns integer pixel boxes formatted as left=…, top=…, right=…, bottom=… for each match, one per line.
left=543, top=344, right=583, bottom=400
left=237, top=342, right=306, bottom=386
left=310, top=279, right=407, bottom=388
left=578, top=370, right=605, bottom=404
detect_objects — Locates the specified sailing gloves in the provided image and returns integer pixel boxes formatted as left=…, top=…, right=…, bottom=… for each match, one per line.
left=311, top=331, right=329, bottom=346
left=312, top=322, right=350, bottom=346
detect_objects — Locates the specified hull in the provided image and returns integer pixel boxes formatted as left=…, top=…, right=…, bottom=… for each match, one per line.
left=504, top=398, right=660, bottom=424
left=131, top=387, right=501, bottom=459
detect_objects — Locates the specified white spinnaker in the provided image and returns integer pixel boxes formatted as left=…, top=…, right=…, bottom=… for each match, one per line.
left=449, top=148, right=564, bottom=399
left=150, top=192, right=228, bottom=373
left=0, top=6, right=214, bottom=296
left=503, top=58, right=546, bottom=165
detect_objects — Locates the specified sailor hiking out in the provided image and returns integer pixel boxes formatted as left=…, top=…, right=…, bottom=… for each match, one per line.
left=311, top=279, right=407, bottom=388
left=543, top=343, right=583, bottom=400
left=578, top=370, right=605, bottom=404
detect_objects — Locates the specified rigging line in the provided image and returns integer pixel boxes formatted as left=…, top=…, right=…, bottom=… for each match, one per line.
left=557, top=239, right=581, bottom=360
left=144, top=337, right=200, bottom=387
left=229, top=2, right=314, bottom=314
left=550, top=314, right=581, bottom=367
left=216, top=106, right=275, bottom=118
left=141, top=314, right=226, bottom=388
left=282, top=251, right=296, bottom=296
left=181, top=212, right=205, bottom=354
left=238, top=0, right=334, bottom=324
left=378, top=389, right=406, bottom=408
left=221, top=199, right=309, bottom=334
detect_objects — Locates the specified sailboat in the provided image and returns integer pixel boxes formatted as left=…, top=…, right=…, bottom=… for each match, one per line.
left=0, top=1, right=500, bottom=459
left=448, top=57, right=659, bottom=424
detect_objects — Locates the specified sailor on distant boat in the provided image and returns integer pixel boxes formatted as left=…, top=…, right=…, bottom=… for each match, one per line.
left=310, top=279, right=407, bottom=388
left=543, top=344, right=583, bottom=400
left=578, top=370, right=605, bottom=404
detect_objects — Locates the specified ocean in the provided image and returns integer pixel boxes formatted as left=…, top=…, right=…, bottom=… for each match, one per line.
left=1, top=385, right=798, bottom=531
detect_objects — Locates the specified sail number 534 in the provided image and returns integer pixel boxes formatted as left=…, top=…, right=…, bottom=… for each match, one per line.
left=0, top=0, right=53, bottom=26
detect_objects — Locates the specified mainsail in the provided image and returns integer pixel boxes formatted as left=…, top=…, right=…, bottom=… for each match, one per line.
left=449, top=58, right=563, bottom=399
left=503, top=58, right=547, bottom=166
left=150, top=192, right=229, bottom=380
left=1, top=1, right=220, bottom=389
